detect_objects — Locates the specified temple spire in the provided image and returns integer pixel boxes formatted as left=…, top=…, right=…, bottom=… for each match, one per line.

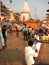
left=20, top=0, right=30, bottom=21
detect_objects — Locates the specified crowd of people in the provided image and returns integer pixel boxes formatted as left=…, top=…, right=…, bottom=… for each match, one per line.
left=22, top=24, right=49, bottom=41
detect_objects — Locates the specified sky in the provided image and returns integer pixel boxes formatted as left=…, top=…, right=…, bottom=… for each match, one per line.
left=1, top=0, right=49, bottom=20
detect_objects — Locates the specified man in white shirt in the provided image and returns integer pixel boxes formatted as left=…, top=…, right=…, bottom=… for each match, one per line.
left=25, top=40, right=38, bottom=65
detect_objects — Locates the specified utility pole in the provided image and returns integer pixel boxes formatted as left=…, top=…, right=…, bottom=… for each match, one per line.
left=0, top=1, right=1, bottom=21
left=0, top=2, right=1, bottom=15
left=33, top=7, right=36, bottom=19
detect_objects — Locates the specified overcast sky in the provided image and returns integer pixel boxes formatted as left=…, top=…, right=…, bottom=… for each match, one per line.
left=1, top=0, right=49, bottom=20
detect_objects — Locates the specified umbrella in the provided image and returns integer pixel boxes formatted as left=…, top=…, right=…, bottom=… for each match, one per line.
left=15, top=24, right=22, bottom=31
left=2, top=22, right=12, bottom=27
left=19, top=24, right=25, bottom=27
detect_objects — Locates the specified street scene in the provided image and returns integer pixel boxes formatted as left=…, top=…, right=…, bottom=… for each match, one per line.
left=0, top=0, right=49, bottom=65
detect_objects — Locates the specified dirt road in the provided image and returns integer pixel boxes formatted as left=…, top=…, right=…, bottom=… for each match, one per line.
left=0, top=32, right=49, bottom=65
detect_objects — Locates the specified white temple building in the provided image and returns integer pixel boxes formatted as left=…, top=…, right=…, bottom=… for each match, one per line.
left=20, top=0, right=30, bottom=22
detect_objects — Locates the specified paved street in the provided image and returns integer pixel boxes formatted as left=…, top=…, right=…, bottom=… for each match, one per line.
left=0, top=32, right=49, bottom=65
